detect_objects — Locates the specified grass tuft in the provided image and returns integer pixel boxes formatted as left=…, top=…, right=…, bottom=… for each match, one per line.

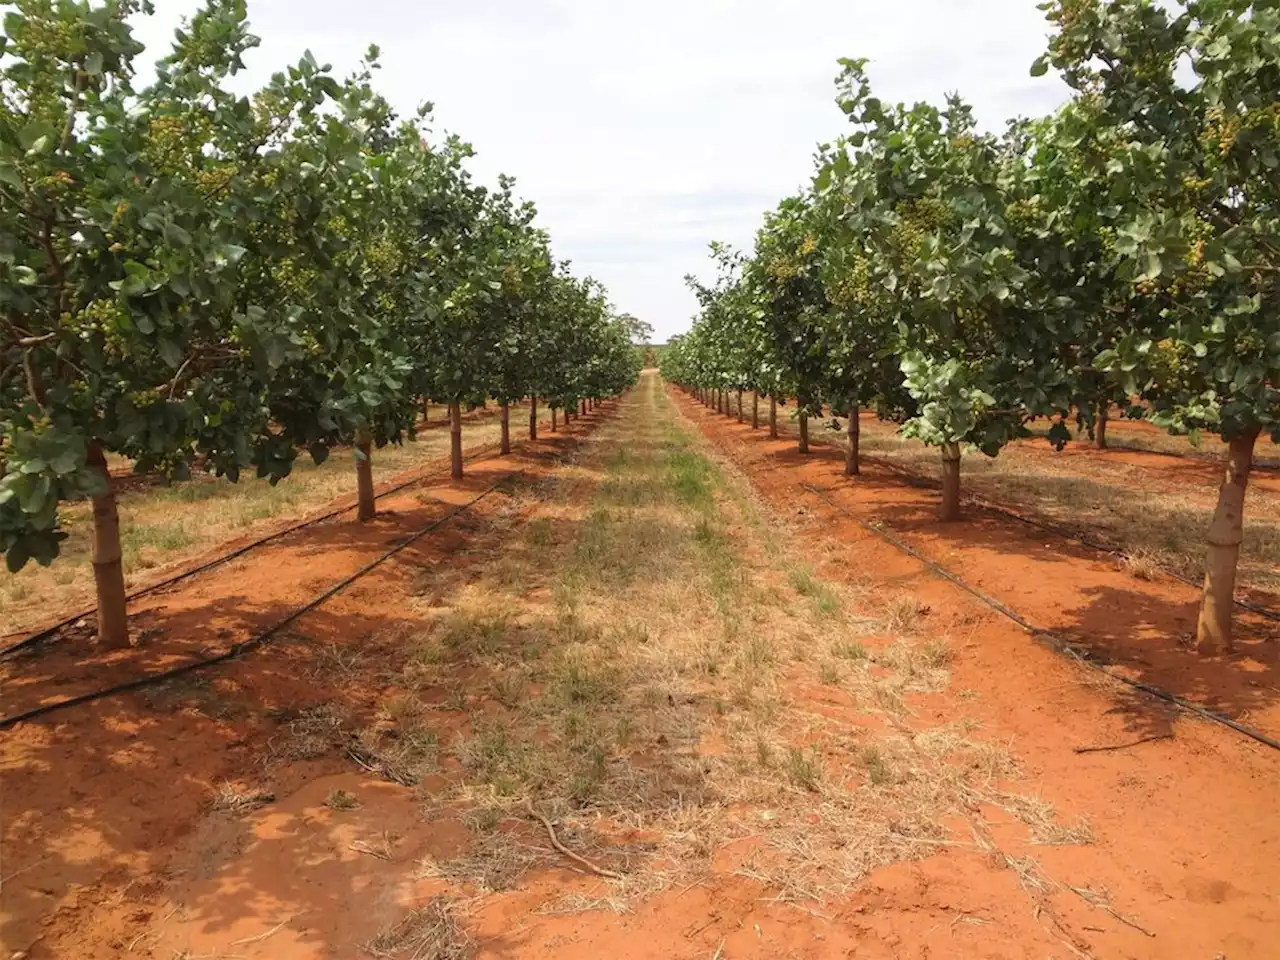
left=326, top=788, right=359, bottom=811
left=364, top=896, right=472, bottom=959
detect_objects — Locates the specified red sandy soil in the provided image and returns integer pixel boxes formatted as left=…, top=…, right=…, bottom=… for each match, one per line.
left=0, top=407, right=603, bottom=959
left=794, top=402, right=1280, bottom=502
left=673, top=386, right=1279, bottom=957
left=785, top=404, right=1280, bottom=602
left=3, top=386, right=1277, bottom=960
left=931, top=414, right=1280, bottom=501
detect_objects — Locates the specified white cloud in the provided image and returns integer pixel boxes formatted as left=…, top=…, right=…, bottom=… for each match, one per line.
left=132, top=0, right=1069, bottom=340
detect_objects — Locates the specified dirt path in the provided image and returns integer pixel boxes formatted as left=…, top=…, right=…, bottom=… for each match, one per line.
left=4, top=375, right=1276, bottom=959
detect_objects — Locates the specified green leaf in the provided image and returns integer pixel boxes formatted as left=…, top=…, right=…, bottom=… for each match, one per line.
left=164, top=222, right=192, bottom=247
left=6, top=540, right=31, bottom=574
left=1030, top=56, right=1049, bottom=77
left=18, top=120, right=54, bottom=151
left=157, top=337, right=183, bottom=369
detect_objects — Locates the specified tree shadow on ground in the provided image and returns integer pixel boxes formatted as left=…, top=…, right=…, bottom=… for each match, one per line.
left=676, top=392, right=1280, bottom=747
left=0, top=405, right=619, bottom=956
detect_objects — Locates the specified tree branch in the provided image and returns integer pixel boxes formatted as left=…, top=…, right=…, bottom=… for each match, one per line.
left=22, top=349, right=47, bottom=415
left=60, top=70, right=87, bottom=153
left=167, top=352, right=198, bottom=400
left=40, top=219, right=69, bottom=314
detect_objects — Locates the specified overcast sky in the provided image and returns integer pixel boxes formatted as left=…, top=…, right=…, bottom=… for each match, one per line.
left=131, top=1, right=1070, bottom=342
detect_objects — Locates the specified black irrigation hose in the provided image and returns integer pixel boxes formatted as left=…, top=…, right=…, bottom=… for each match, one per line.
left=756, top=408, right=1280, bottom=625
left=0, top=480, right=514, bottom=731
left=0, top=437, right=509, bottom=661
left=0, top=403, right=617, bottom=730
left=800, top=482, right=1280, bottom=753
left=857, top=449, right=1280, bottom=626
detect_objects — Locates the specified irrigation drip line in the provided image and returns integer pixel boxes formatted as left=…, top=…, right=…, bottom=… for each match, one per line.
left=857, top=450, right=1280, bottom=626
left=0, top=401, right=618, bottom=731
left=0, top=438, right=511, bottom=661
left=730, top=401, right=1280, bottom=625
left=0, top=480, right=512, bottom=731
left=800, top=482, right=1280, bottom=754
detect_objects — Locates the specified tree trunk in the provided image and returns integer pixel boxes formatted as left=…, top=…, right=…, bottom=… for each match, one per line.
left=752, top=392, right=759, bottom=429
left=845, top=405, right=860, bottom=476
left=798, top=413, right=809, bottom=453
left=500, top=400, right=511, bottom=455
left=423, top=398, right=430, bottom=425
left=87, top=442, right=129, bottom=649
left=552, top=407, right=558, bottom=432
left=449, top=401, right=463, bottom=480
left=529, top=396, right=538, bottom=440
left=1196, top=428, right=1259, bottom=653
left=1096, top=403, right=1109, bottom=450
left=737, top=390, right=744, bottom=423
left=355, top=428, right=375, bottom=522
left=940, top=442, right=962, bottom=522
left=581, top=398, right=587, bottom=416
left=769, top=396, right=778, bottom=439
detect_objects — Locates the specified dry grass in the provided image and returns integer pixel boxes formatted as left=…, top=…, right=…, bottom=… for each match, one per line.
left=356, top=375, right=1085, bottom=919
left=208, top=781, right=274, bottom=814
left=881, top=594, right=931, bottom=635
left=0, top=401, right=533, bottom=636
left=1119, top=548, right=1164, bottom=582
left=350, top=720, right=440, bottom=786
left=260, top=704, right=345, bottom=766
left=364, top=896, right=472, bottom=959
left=327, top=788, right=360, bottom=811
left=419, top=827, right=544, bottom=893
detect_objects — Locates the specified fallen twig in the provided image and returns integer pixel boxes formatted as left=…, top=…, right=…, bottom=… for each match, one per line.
left=524, top=800, right=622, bottom=880
left=229, top=917, right=292, bottom=946
left=1073, top=734, right=1173, bottom=755
left=1068, top=885, right=1155, bottom=938
left=0, top=855, right=49, bottom=888
left=350, top=840, right=391, bottom=860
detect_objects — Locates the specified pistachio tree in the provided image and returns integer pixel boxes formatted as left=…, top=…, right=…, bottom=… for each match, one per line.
left=827, top=61, right=1073, bottom=519
left=0, top=0, right=362, bottom=645
left=1036, top=0, right=1280, bottom=650
left=751, top=194, right=831, bottom=453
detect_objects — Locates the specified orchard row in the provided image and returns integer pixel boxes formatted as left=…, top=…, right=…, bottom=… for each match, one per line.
left=0, top=0, right=642, bottom=645
left=661, top=0, right=1278, bottom=651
